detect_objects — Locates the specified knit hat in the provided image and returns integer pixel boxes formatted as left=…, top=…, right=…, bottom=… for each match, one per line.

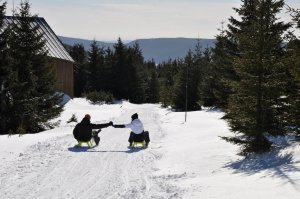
left=131, top=113, right=138, bottom=120
left=84, top=114, right=91, bottom=120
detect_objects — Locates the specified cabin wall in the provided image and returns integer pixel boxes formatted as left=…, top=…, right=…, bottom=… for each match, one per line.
left=50, top=57, right=74, bottom=98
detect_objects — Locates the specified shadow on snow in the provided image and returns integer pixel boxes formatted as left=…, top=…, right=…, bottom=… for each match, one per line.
left=224, top=147, right=300, bottom=190
left=67, top=146, right=145, bottom=154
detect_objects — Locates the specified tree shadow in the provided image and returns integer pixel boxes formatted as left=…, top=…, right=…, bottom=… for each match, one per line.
left=224, top=147, right=300, bottom=190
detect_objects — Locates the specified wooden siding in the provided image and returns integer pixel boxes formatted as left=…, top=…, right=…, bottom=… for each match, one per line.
left=50, top=57, right=74, bottom=98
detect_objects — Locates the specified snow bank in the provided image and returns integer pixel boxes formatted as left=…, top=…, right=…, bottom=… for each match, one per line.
left=157, top=108, right=300, bottom=199
left=1, top=99, right=300, bottom=199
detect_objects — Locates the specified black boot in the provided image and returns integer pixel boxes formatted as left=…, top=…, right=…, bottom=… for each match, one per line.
left=94, top=136, right=100, bottom=146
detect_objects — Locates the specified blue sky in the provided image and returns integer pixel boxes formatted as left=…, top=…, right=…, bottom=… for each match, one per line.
left=6, top=0, right=300, bottom=42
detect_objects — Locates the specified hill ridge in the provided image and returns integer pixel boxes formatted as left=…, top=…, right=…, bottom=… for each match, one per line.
left=58, top=36, right=216, bottom=63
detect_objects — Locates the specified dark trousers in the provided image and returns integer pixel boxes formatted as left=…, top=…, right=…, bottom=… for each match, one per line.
left=128, top=131, right=150, bottom=144
left=93, top=130, right=101, bottom=145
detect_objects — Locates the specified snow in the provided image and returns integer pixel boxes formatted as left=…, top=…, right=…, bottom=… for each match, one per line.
left=1, top=98, right=300, bottom=199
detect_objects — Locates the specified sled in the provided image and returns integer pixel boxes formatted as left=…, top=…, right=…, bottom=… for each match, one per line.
left=75, top=140, right=94, bottom=148
left=132, top=141, right=146, bottom=148
left=74, top=130, right=100, bottom=148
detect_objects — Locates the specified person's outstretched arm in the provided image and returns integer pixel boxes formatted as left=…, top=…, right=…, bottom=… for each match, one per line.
left=112, top=124, right=126, bottom=128
left=92, top=121, right=113, bottom=129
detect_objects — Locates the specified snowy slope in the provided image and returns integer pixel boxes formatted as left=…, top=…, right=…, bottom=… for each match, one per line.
left=1, top=99, right=300, bottom=199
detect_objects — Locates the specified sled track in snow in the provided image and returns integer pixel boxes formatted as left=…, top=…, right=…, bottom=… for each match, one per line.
left=0, top=105, right=184, bottom=199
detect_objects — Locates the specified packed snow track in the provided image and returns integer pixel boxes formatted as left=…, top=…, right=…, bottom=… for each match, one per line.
left=0, top=102, right=182, bottom=199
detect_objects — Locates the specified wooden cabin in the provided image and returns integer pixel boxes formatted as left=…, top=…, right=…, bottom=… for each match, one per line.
left=4, top=16, right=74, bottom=98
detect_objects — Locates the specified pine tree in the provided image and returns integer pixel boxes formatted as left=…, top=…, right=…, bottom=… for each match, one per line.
left=198, top=47, right=214, bottom=107
left=86, top=40, right=105, bottom=91
left=210, top=24, right=236, bottom=109
left=0, top=1, right=10, bottom=134
left=144, top=60, right=160, bottom=103
left=68, top=43, right=87, bottom=97
left=126, top=42, right=144, bottom=103
left=286, top=9, right=300, bottom=137
left=192, top=40, right=205, bottom=107
left=222, top=0, right=291, bottom=154
left=112, top=38, right=127, bottom=99
left=289, top=6, right=300, bottom=29
left=110, top=38, right=144, bottom=102
left=173, top=50, right=201, bottom=111
left=158, top=59, right=179, bottom=107
left=7, top=0, right=63, bottom=133
left=103, top=47, right=114, bottom=92
left=172, top=58, right=186, bottom=111
left=189, top=47, right=202, bottom=110
left=148, top=71, right=160, bottom=103
left=285, top=40, right=300, bottom=137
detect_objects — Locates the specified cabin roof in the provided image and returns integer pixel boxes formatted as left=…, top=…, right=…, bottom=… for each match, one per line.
left=4, top=16, right=74, bottom=62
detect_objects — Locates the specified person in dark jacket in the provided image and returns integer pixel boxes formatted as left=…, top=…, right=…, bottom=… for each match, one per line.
left=113, top=113, right=150, bottom=147
left=73, top=114, right=113, bottom=145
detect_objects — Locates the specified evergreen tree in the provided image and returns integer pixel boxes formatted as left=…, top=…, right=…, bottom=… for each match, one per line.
left=126, top=42, right=144, bottom=103
left=68, top=43, right=87, bottom=97
left=110, top=38, right=143, bottom=102
left=286, top=9, right=300, bottom=137
left=158, top=59, right=179, bottom=107
left=103, top=47, right=114, bottom=92
left=86, top=40, right=105, bottom=91
left=210, top=24, right=236, bottom=109
left=222, top=0, right=291, bottom=154
left=198, top=47, right=214, bottom=107
left=0, top=1, right=10, bottom=134
left=285, top=40, right=300, bottom=137
left=173, top=50, right=201, bottom=111
left=192, top=40, right=204, bottom=106
left=147, top=71, right=160, bottom=103
left=172, top=58, right=186, bottom=111
left=144, top=60, right=160, bottom=103
left=7, top=0, right=63, bottom=133
left=289, top=7, right=300, bottom=29
left=189, top=47, right=202, bottom=110
left=111, top=38, right=127, bottom=99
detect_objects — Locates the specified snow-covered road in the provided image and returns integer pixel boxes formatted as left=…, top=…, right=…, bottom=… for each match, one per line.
left=0, top=102, right=182, bottom=199
left=1, top=99, right=300, bottom=199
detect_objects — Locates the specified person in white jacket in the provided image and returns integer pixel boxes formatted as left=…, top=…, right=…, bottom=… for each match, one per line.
left=113, top=113, right=150, bottom=147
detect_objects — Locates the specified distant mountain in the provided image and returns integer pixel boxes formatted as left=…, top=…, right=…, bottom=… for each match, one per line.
left=58, top=36, right=216, bottom=63
left=58, top=36, right=115, bottom=50
left=128, top=38, right=215, bottom=63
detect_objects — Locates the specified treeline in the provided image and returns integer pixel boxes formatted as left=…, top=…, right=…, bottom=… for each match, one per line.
left=68, top=0, right=300, bottom=155
left=67, top=38, right=213, bottom=111
left=0, top=1, right=63, bottom=135
left=66, top=39, right=160, bottom=104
